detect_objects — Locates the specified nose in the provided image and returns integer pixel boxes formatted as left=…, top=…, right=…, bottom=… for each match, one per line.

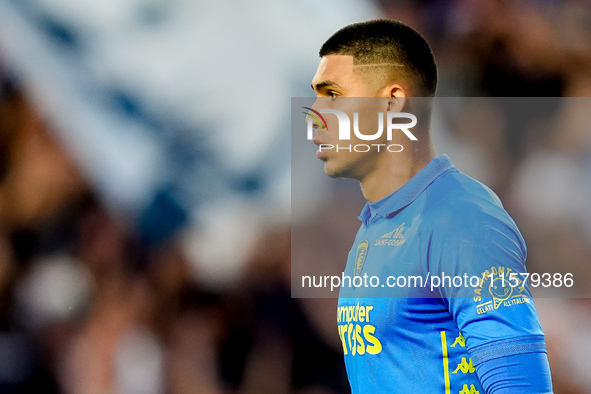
left=304, top=113, right=320, bottom=129
left=304, top=113, right=320, bottom=141
left=304, top=101, right=326, bottom=128
left=304, top=101, right=322, bottom=141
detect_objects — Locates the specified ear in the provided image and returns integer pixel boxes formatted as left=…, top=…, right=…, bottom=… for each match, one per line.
left=385, top=83, right=407, bottom=112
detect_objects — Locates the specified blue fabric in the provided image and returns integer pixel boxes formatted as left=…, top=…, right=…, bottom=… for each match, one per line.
left=476, top=352, right=553, bottom=393
left=337, top=155, right=552, bottom=393
left=469, top=336, right=547, bottom=366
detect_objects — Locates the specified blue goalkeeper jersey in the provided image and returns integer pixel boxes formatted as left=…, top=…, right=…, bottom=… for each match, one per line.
left=337, top=155, right=548, bottom=394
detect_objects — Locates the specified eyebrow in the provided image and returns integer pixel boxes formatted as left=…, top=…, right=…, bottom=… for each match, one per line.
left=311, top=80, right=341, bottom=92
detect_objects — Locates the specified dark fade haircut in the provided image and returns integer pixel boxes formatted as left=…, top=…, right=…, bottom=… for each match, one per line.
left=319, top=19, right=438, bottom=97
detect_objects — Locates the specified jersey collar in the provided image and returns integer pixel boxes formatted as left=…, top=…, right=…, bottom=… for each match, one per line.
left=358, top=155, right=455, bottom=224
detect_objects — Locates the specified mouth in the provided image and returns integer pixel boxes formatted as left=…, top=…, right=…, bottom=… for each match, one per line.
left=316, top=149, right=327, bottom=160
left=313, top=139, right=328, bottom=160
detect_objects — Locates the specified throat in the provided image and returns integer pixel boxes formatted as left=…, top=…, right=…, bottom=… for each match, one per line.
left=360, top=149, right=435, bottom=202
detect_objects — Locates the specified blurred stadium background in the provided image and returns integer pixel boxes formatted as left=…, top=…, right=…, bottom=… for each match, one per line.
left=0, top=0, right=590, bottom=392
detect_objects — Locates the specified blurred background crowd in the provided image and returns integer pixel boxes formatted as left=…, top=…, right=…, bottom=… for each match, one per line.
left=0, top=0, right=590, bottom=393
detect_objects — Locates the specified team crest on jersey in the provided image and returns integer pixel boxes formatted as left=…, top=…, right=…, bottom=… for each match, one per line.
left=473, top=266, right=529, bottom=315
left=354, top=240, right=369, bottom=276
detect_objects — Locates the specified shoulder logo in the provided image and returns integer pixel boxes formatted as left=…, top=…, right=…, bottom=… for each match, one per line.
left=354, top=240, right=369, bottom=276
left=473, top=266, right=529, bottom=315
left=375, top=223, right=406, bottom=246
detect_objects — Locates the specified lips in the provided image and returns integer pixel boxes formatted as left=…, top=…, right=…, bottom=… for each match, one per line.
left=313, top=139, right=329, bottom=160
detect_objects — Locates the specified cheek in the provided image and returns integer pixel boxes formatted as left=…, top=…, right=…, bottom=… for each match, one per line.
left=325, top=116, right=339, bottom=134
left=351, top=111, right=387, bottom=144
left=360, top=111, right=383, bottom=131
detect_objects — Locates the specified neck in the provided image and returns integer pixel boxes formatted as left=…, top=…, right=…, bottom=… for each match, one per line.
left=359, top=136, right=436, bottom=203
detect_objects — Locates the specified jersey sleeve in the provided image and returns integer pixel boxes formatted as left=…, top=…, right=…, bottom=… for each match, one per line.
left=476, top=352, right=553, bottom=393
left=423, top=190, right=549, bottom=367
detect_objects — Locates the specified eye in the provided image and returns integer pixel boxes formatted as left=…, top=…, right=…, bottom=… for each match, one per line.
left=329, top=91, right=339, bottom=101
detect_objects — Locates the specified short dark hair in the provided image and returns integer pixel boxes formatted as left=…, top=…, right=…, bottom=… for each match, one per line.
left=319, top=19, right=438, bottom=96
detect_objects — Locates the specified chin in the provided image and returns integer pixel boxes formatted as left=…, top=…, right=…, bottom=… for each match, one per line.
left=322, top=161, right=340, bottom=178
left=323, top=160, right=353, bottom=179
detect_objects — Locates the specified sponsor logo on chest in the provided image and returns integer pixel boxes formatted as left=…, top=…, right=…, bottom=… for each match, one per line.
left=375, top=222, right=406, bottom=246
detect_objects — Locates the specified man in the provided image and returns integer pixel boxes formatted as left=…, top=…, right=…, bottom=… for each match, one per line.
left=308, top=20, right=553, bottom=393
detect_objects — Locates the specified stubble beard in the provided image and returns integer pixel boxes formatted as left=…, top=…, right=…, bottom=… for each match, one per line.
left=323, top=156, right=367, bottom=181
